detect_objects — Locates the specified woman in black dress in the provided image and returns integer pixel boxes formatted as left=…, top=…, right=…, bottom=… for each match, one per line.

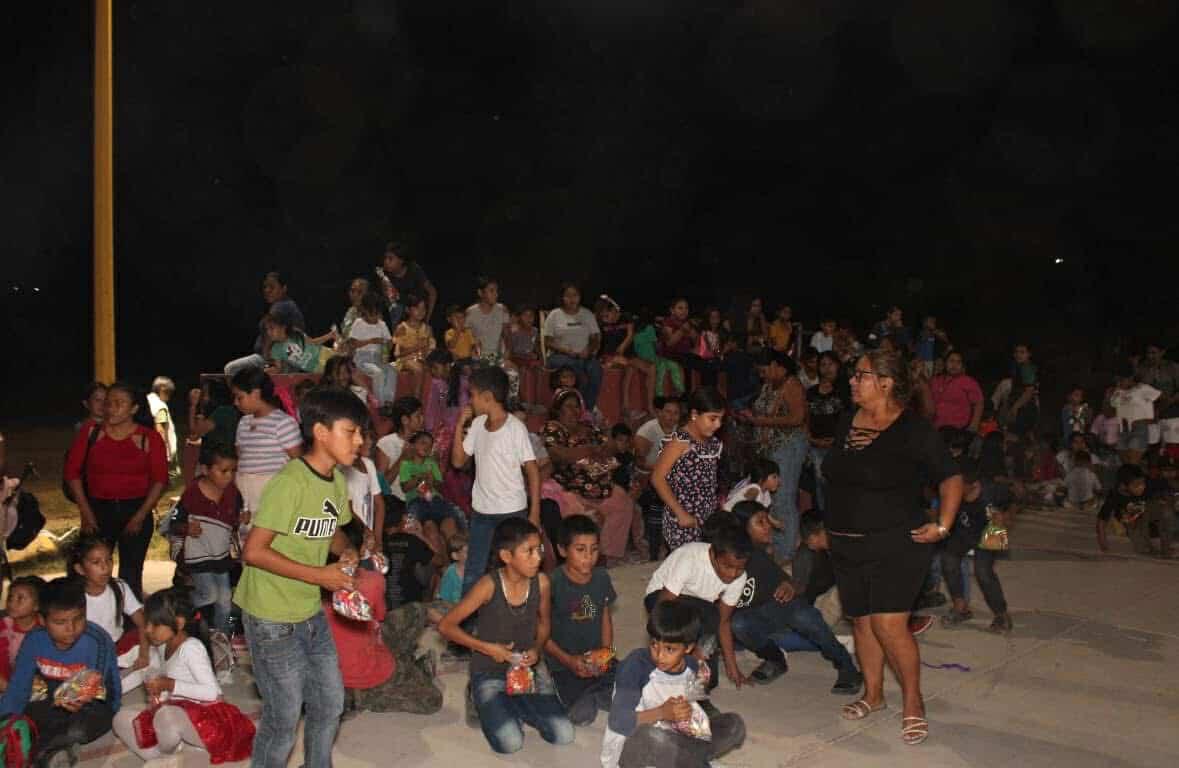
left=822, top=347, right=962, bottom=745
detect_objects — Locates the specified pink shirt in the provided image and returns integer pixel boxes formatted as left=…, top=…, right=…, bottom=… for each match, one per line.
left=931, top=374, right=983, bottom=430
left=323, top=569, right=395, bottom=690
left=0, top=616, right=38, bottom=682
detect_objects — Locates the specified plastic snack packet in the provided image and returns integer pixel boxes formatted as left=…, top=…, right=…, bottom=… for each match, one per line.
left=583, top=647, right=616, bottom=675
left=505, top=653, right=535, bottom=696
left=331, top=566, right=373, bottom=621
left=53, top=668, right=106, bottom=707
left=363, top=549, right=389, bottom=575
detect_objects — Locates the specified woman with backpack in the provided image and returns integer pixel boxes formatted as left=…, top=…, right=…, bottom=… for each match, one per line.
left=64, top=382, right=168, bottom=600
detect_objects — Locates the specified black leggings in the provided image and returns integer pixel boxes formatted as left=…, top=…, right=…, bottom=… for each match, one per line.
left=619, top=714, right=745, bottom=768
left=27, top=699, right=113, bottom=757
left=93, top=497, right=153, bottom=600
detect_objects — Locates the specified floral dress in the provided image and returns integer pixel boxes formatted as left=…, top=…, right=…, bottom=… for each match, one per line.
left=542, top=421, right=618, bottom=500
left=660, top=429, right=723, bottom=550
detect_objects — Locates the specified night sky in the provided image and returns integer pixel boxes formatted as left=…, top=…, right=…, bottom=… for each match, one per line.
left=3, top=1, right=1178, bottom=419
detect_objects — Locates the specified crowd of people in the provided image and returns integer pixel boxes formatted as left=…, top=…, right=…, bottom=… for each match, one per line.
left=1, top=241, right=1177, bottom=768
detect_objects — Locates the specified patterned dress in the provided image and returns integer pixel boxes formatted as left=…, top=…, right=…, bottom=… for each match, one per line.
left=660, top=429, right=723, bottom=551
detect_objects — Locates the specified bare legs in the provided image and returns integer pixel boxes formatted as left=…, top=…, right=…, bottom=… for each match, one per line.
left=851, top=613, right=923, bottom=719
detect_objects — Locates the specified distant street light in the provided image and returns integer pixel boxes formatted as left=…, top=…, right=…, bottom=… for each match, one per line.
left=1054, top=257, right=1064, bottom=264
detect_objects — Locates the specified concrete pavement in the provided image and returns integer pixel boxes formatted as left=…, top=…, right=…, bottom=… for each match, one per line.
left=75, top=504, right=1179, bottom=768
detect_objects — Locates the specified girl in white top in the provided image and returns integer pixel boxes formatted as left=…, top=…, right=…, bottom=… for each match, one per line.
left=722, top=458, right=785, bottom=535
left=113, top=588, right=255, bottom=763
left=229, top=366, right=303, bottom=516
left=70, top=535, right=150, bottom=669
left=348, top=289, right=399, bottom=404
left=343, top=430, right=385, bottom=547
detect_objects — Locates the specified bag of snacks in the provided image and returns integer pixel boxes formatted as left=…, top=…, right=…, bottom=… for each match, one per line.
left=583, top=647, right=616, bottom=675
left=505, top=653, right=535, bottom=696
left=53, top=668, right=106, bottom=707
left=330, top=566, right=373, bottom=622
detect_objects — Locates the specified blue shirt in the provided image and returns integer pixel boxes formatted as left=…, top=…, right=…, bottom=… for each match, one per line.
left=0, top=622, right=122, bottom=715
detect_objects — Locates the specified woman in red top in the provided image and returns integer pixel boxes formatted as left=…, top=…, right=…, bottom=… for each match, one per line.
left=64, top=382, right=167, bottom=599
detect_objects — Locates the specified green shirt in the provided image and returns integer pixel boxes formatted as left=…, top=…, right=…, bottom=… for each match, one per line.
left=399, top=456, right=443, bottom=502
left=234, top=458, right=352, bottom=623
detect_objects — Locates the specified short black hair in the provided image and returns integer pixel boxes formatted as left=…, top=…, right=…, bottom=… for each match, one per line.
left=653, top=396, right=681, bottom=412
left=647, top=599, right=701, bottom=645
left=198, top=441, right=237, bottom=468
left=799, top=514, right=825, bottom=541
left=749, top=457, right=778, bottom=485
left=610, top=423, right=633, bottom=439
left=470, top=366, right=510, bottom=406
left=41, top=577, right=86, bottom=617
left=730, top=500, right=767, bottom=528
left=383, top=395, right=423, bottom=434
left=706, top=517, right=753, bottom=560
left=686, top=387, right=726, bottom=416
left=557, top=514, right=600, bottom=549
left=446, top=304, right=464, bottom=318
left=409, top=430, right=434, bottom=444
left=9, top=575, right=46, bottom=605
left=299, top=386, right=370, bottom=446
left=1117, top=463, right=1146, bottom=487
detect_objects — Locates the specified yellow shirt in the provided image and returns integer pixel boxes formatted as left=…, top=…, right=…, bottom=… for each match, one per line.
left=768, top=320, right=793, bottom=352
left=445, top=327, right=477, bottom=358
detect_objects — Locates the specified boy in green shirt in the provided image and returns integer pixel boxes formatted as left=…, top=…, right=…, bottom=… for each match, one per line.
left=399, top=430, right=467, bottom=553
left=234, top=387, right=368, bottom=768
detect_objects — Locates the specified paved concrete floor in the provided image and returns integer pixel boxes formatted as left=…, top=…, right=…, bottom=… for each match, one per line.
left=76, top=504, right=1178, bottom=768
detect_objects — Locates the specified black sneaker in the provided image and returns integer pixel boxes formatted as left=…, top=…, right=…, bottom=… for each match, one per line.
left=988, top=613, right=1014, bottom=634
left=831, top=667, right=864, bottom=695
left=698, top=699, right=722, bottom=720
left=940, top=609, right=973, bottom=628
left=916, top=590, right=947, bottom=610
left=748, top=659, right=788, bottom=685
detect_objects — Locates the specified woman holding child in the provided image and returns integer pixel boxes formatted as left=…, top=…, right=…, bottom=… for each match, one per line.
left=542, top=389, right=636, bottom=564
left=822, top=347, right=962, bottom=746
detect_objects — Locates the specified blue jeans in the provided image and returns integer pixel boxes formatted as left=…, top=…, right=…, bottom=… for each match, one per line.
left=769, top=431, right=808, bottom=561
left=462, top=510, right=526, bottom=598
left=545, top=354, right=603, bottom=410
left=244, top=610, right=344, bottom=768
left=471, top=669, right=574, bottom=754
left=808, top=444, right=830, bottom=514
left=409, top=496, right=467, bottom=530
left=224, top=353, right=266, bottom=377
left=731, top=597, right=856, bottom=672
left=190, top=571, right=233, bottom=634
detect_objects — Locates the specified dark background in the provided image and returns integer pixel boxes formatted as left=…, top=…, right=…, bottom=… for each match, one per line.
left=3, top=0, right=1178, bottom=422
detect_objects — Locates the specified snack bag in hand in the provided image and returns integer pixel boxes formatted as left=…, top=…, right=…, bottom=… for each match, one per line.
left=363, top=549, right=389, bottom=575
left=53, top=668, right=106, bottom=707
left=583, top=647, right=616, bottom=675
left=659, top=667, right=712, bottom=741
left=505, top=653, right=535, bottom=696
left=331, top=566, right=373, bottom=622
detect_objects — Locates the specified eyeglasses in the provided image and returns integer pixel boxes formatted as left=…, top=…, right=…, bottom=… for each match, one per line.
left=850, top=369, right=889, bottom=382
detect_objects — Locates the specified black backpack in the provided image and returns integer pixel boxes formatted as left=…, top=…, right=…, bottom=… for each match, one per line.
left=7, top=491, right=44, bottom=551
left=61, top=425, right=100, bottom=503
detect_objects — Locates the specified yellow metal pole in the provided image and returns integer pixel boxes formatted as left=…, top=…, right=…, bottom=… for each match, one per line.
left=94, top=0, right=115, bottom=382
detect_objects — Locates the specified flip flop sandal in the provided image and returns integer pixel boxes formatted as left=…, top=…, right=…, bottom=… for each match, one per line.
left=841, top=698, right=886, bottom=721
left=902, top=716, right=929, bottom=745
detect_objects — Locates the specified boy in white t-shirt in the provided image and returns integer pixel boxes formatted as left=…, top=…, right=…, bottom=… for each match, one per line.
left=450, top=367, right=539, bottom=597
left=343, top=430, right=385, bottom=547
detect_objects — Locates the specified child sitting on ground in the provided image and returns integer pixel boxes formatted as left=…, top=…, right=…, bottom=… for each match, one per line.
left=1064, top=451, right=1103, bottom=512
left=601, top=600, right=746, bottom=768
left=544, top=515, right=618, bottom=726
left=112, top=588, right=254, bottom=763
left=169, top=442, right=243, bottom=636
left=0, top=577, right=45, bottom=692
left=439, top=518, right=574, bottom=755
left=1097, top=464, right=1161, bottom=555
left=0, top=578, right=122, bottom=767
left=401, top=431, right=467, bottom=552
left=643, top=520, right=751, bottom=716
left=722, top=457, right=782, bottom=519
left=69, top=535, right=151, bottom=669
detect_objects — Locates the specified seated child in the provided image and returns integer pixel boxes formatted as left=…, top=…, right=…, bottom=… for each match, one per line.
left=1064, top=451, right=1103, bottom=511
left=427, top=532, right=469, bottom=625
left=324, top=522, right=443, bottom=717
left=1097, top=464, right=1172, bottom=556
left=601, top=600, right=745, bottom=768
left=400, top=430, right=467, bottom=550
left=444, top=305, right=480, bottom=361
left=347, top=289, right=398, bottom=404
left=0, top=577, right=45, bottom=692
left=439, top=518, right=574, bottom=755
left=643, top=522, right=751, bottom=712
left=720, top=504, right=862, bottom=693
left=610, top=424, right=637, bottom=491
left=69, top=535, right=151, bottom=669
left=112, top=589, right=254, bottom=763
left=384, top=507, right=446, bottom=610
left=544, top=515, right=618, bottom=726
left=169, top=443, right=243, bottom=636
left=0, top=578, right=122, bottom=766
left=264, top=312, right=336, bottom=374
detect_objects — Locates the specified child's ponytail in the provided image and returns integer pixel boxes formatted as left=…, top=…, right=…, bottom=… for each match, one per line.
left=144, top=587, right=212, bottom=658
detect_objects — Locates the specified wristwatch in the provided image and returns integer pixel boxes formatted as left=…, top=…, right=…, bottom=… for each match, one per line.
left=936, top=524, right=949, bottom=539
